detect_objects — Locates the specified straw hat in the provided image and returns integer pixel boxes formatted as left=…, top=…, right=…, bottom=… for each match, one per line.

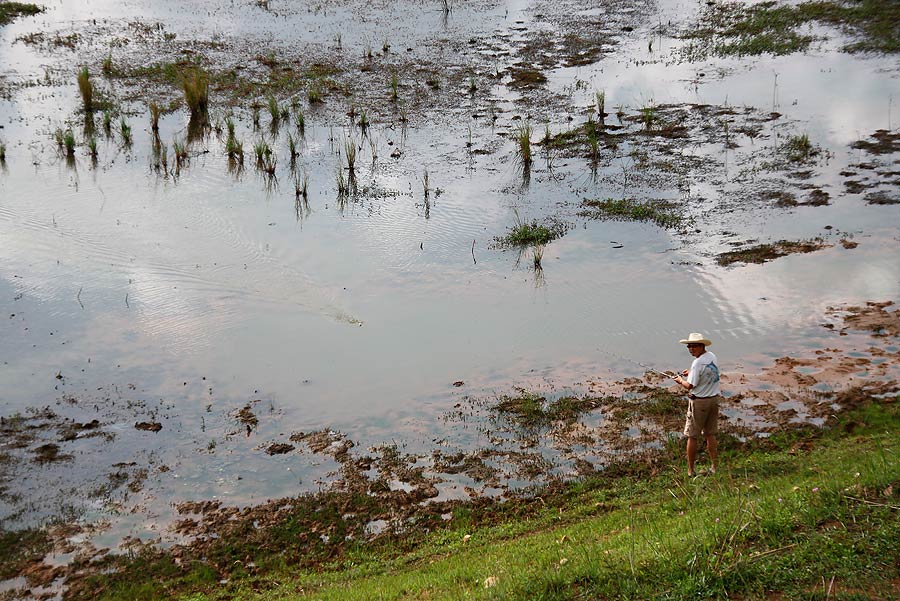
left=679, top=332, right=712, bottom=346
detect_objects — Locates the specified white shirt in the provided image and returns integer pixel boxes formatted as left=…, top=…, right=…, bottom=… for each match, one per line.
left=687, top=351, right=720, bottom=398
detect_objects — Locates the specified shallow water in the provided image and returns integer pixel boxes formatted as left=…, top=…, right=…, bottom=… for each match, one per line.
left=1, top=0, right=899, bottom=550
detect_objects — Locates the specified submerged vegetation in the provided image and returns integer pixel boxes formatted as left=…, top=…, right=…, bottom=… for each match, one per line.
left=0, top=2, right=42, bottom=26
left=581, top=198, right=682, bottom=228
left=685, top=0, right=900, bottom=57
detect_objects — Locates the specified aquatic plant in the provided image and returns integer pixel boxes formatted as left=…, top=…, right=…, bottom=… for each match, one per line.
left=390, top=72, right=399, bottom=102
left=468, top=73, right=477, bottom=94
left=0, top=143, right=6, bottom=162
left=87, top=136, right=97, bottom=158
left=336, top=165, right=348, bottom=198
left=254, top=139, right=271, bottom=166
left=533, top=244, right=544, bottom=269
left=225, top=135, right=243, bottom=161
left=251, top=105, right=261, bottom=129
left=308, top=81, right=323, bottom=105
left=423, top=168, right=430, bottom=198
left=295, top=110, right=305, bottom=135
left=296, top=171, right=309, bottom=201
left=173, top=138, right=188, bottom=170
left=102, top=110, right=112, bottom=135
left=498, top=219, right=560, bottom=247
left=287, top=134, right=298, bottom=168
left=77, top=67, right=92, bottom=112
left=149, top=102, right=161, bottom=132
left=181, top=68, right=209, bottom=120
left=358, top=109, right=369, bottom=130
left=515, top=122, right=533, bottom=169
left=63, top=129, right=76, bottom=156
left=595, top=90, right=606, bottom=118
left=640, top=104, right=657, bottom=130
left=267, top=95, right=279, bottom=124
left=101, top=53, right=113, bottom=76
left=54, top=128, right=65, bottom=148
left=225, top=115, right=235, bottom=139
left=344, top=138, right=357, bottom=173
left=785, top=133, right=814, bottom=161
left=582, top=197, right=681, bottom=228
left=119, top=118, right=132, bottom=145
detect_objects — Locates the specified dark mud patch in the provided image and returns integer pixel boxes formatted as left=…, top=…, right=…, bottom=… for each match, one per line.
left=133, top=421, right=161, bottom=432
left=851, top=129, right=900, bottom=156
left=716, top=238, right=830, bottom=266
left=507, top=66, right=548, bottom=90
left=290, top=429, right=353, bottom=460
left=827, top=301, right=900, bottom=337
left=865, top=190, right=900, bottom=205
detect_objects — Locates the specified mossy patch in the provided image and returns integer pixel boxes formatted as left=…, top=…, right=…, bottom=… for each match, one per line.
left=0, top=2, right=42, bottom=26
left=580, top=197, right=682, bottom=228
left=683, top=0, right=900, bottom=57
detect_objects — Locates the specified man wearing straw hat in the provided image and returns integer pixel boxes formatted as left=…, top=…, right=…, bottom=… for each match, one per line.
left=673, top=333, right=720, bottom=477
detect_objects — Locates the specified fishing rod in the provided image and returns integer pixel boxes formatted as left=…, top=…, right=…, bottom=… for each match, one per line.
left=598, top=348, right=679, bottom=380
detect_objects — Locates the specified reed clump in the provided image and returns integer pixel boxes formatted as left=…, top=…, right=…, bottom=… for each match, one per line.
left=515, top=122, right=533, bottom=169
left=77, top=67, right=93, bottom=112
left=119, top=118, right=132, bottom=145
left=63, top=129, right=76, bottom=157
left=149, top=102, right=162, bottom=132
left=181, top=68, right=209, bottom=120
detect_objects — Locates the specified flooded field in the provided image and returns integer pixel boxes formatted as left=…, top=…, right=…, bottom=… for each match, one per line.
left=1, top=0, right=898, bottom=596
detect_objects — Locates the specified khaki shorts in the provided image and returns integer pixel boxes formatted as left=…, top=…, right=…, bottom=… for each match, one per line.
left=683, top=395, right=720, bottom=438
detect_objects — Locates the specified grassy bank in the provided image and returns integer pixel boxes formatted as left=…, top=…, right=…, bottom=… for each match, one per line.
left=74, top=398, right=900, bottom=601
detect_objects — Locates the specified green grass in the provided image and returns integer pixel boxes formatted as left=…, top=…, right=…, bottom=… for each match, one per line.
left=0, top=2, right=42, bottom=26
left=784, top=133, right=817, bottom=161
left=582, top=197, right=682, bottom=228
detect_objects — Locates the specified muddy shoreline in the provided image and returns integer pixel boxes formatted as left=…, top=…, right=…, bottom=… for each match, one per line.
left=2, top=301, right=900, bottom=599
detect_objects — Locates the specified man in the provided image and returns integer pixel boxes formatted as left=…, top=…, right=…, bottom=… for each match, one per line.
left=672, top=333, right=720, bottom=477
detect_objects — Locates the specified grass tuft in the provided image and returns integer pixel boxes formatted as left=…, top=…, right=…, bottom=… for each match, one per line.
left=181, top=68, right=209, bottom=120
left=496, top=218, right=563, bottom=247
left=119, top=117, right=131, bottom=145
left=77, top=67, right=93, bottom=112
left=515, top=122, right=533, bottom=169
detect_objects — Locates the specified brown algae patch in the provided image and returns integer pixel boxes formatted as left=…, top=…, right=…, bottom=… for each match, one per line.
left=716, top=238, right=830, bottom=266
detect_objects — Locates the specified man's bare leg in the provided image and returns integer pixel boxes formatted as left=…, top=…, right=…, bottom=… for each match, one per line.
left=686, top=436, right=698, bottom=476
left=706, top=435, right=718, bottom=473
